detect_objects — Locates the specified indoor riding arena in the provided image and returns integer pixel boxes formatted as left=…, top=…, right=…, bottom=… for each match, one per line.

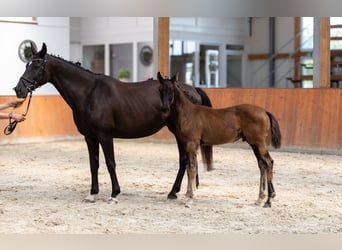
left=0, top=17, right=341, bottom=234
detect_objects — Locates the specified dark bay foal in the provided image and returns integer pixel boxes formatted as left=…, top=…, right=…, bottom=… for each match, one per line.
left=157, top=72, right=282, bottom=207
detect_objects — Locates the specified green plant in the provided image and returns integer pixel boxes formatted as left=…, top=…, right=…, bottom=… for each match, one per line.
left=118, top=68, right=130, bottom=79
left=24, top=46, right=33, bottom=60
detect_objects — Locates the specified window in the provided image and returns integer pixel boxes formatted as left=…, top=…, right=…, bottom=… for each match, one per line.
left=301, top=17, right=314, bottom=50
left=170, top=40, right=196, bottom=85
left=109, top=43, right=133, bottom=81
left=83, top=45, right=105, bottom=74
left=300, top=17, right=314, bottom=87
left=330, top=17, right=342, bottom=49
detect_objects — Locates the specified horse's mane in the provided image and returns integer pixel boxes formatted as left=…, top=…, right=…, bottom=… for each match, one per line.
left=49, top=54, right=156, bottom=83
left=49, top=54, right=112, bottom=79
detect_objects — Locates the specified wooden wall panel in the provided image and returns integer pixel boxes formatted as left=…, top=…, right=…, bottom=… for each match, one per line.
left=1, top=89, right=341, bottom=151
left=0, top=96, right=78, bottom=140
left=153, top=88, right=342, bottom=151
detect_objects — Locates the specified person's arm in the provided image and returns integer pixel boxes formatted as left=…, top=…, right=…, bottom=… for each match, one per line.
left=0, top=100, right=24, bottom=110
left=0, top=112, right=26, bottom=122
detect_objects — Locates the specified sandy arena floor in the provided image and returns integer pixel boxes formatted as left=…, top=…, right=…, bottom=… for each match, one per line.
left=0, top=138, right=341, bottom=233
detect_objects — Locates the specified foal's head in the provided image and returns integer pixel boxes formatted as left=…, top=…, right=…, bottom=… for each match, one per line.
left=157, top=72, right=178, bottom=114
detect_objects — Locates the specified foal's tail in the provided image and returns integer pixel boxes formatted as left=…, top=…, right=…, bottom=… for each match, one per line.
left=196, top=87, right=214, bottom=171
left=266, top=111, right=282, bottom=149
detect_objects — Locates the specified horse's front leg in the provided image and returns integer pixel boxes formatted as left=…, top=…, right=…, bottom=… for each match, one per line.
left=168, top=140, right=187, bottom=199
left=168, top=139, right=199, bottom=200
left=185, top=152, right=198, bottom=208
left=84, top=136, right=100, bottom=202
left=99, top=137, right=120, bottom=202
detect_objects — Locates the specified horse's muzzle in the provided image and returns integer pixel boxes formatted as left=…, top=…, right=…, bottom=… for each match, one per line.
left=161, top=106, right=170, bottom=114
left=13, top=86, right=27, bottom=99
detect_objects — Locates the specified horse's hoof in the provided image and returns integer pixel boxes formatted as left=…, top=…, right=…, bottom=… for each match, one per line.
left=167, top=193, right=178, bottom=200
left=185, top=199, right=193, bottom=208
left=84, top=194, right=96, bottom=203
left=263, top=202, right=271, bottom=208
left=255, top=197, right=265, bottom=206
left=185, top=191, right=195, bottom=198
left=107, top=197, right=119, bottom=204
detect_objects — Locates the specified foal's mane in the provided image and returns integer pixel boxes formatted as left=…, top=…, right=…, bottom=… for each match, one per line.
left=176, top=83, right=198, bottom=104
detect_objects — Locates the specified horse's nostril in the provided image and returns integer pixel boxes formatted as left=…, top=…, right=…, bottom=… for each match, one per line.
left=161, top=107, right=170, bottom=113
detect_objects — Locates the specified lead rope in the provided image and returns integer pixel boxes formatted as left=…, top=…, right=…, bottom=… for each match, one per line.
left=4, top=91, right=33, bottom=135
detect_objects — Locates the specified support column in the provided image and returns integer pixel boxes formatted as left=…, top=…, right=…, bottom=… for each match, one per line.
left=269, top=17, right=276, bottom=87
left=313, top=17, right=330, bottom=88
left=155, top=17, right=170, bottom=78
left=293, top=17, right=301, bottom=88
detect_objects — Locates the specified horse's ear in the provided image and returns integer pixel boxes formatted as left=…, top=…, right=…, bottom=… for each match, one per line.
left=157, top=71, right=164, bottom=84
left=30, top=42, right=37, bottom=55
left=38, top=43, right=47, bottom=58
left=171, top=72, right=179, bottom=83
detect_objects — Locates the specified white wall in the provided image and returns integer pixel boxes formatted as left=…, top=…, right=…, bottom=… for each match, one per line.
left=70, top=17, right=154, bottom=81
left=0, top=17, right=70, bottom=95
left=170, top=17, right=248, bottom=43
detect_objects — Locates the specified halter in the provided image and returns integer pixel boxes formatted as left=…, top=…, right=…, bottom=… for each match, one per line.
left=20, top=57, right=47, bottom=92
left=3, top=57, right=46, bottom=135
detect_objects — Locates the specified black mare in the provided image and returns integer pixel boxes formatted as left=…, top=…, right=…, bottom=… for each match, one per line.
left=13, top=43, right=212, bottom=202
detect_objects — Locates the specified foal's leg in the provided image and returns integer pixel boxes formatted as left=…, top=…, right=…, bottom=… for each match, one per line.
left=168, top=139, right=199, bottom=199
left=251, top=144, right=266, bottom=205
left=99, top=137, right=121, bottom=202
left=84, top=136, right=100, bottom=202
left=185, top=153, right=198, bottom=199
left=185, top=152, right=198, bottom=208
left=264, top=151, right=276, bottom=207
left=251, top=144, right=275, bottom=207
left=168, top=139, right=188, bottom=199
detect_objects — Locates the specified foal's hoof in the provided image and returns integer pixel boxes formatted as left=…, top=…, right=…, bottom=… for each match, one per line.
left=167, top=193, right=178, bottom=200
left=263, top=202, right=271, bottom=208
left=185, top=199, right=193, bottom=208
left=255, top=198, right=264, bottom=206
left=84, top=194, right=96, bottom=203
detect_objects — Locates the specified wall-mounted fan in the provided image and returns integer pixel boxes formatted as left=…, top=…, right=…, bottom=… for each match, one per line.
left=139, top=45, right=153, bottom=66
left=18, top=40, right=37, bottom=63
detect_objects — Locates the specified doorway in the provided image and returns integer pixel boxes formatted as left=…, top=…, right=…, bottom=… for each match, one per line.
left=226, top=54, right=242, bottom=87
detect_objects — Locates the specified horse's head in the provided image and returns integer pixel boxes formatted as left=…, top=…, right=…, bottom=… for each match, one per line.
left=14, top=42, right=48, bottom=98
left=157, top=72, right=178, bottom=114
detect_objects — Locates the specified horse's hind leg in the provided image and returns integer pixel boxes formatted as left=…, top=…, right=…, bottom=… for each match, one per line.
left=251, top=144, right=275, bottom=207
left=99, top=137, right=121, bottom=202
left=251, top=144, right=266, bottom=205
left=264, top=151, right=276, bottom=207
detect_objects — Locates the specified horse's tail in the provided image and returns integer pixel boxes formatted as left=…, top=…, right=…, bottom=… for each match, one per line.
left=196, top=87, right=214, bottom=171
left=266, top=111, right=282, bottom=149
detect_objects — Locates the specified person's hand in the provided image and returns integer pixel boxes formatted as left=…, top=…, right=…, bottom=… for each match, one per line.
left=7, top=100, right=24, bottom=108
left=11, top=113, right=26, bottom=122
